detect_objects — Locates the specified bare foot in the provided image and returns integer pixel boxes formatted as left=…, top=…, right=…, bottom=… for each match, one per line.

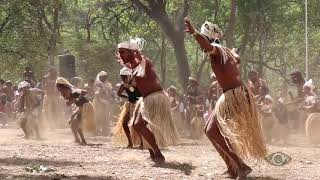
left=222, top=170, right=237, bottom=179
left=126, top=144, right=133, bottom=148
left=153, top=151, right=165, bottom=164
left=80, top=140, right=87, bottom=145
left=75, top=139, right=81, bottom=144
left=236, top=166, right=252, bottom=180
left=148, top=149, right=155, bottom=160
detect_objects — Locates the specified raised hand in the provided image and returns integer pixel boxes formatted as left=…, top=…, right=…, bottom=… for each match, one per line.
left=184, top=17, right=196, bottom=34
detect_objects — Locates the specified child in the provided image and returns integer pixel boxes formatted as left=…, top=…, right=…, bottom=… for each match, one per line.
left=56, top=77, right=96, bottom=145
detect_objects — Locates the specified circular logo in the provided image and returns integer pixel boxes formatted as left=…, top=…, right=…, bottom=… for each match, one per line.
left=266, top=152, right=292, bottom=166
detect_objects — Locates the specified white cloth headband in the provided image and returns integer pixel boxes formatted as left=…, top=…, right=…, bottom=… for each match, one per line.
left=303, top=79, right=315, bottom=90
left=200, top=21, right=223, bottom=40
left=18, top=81, right=30, bottom=89
left=117, top=38, right=146, bottom=51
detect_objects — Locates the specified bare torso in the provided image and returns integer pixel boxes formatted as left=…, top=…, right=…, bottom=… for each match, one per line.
left=187, top=85, right=200, bottom=104
left=248, top=78, right=267, bottom=96
left=133, top=59, right=162, bottom=97
left=209, top=50, right=242, bottom=92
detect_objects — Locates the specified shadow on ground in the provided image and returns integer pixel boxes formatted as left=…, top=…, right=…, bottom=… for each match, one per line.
left=153, top=161, right=196, bottom=175
left=0, top=173, right=118, bottom=180
left=0, top=157, right=79, bottom=167
left=248, top=176, right=280, bottom=180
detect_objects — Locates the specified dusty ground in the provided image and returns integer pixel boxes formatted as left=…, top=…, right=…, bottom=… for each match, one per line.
left=1, top=126, right=320, bottom=180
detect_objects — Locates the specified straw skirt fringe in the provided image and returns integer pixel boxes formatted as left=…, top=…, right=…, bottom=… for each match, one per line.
left=131, top=91, right=180, bottom=148
left=80, top=102, right=96, bottom=132
left=212, top=85, right=267, bottom=159
left=190, top=116, right=205, bottom=139
left=113, top=101, right=141, bottom=146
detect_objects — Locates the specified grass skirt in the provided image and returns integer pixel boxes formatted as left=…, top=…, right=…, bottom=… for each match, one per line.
left=79, top=102, right=96, bottom=132
left=212, top=85, right=267, bottom=159
left=92, top=98, right=111, bottom=132
left=305, top=113, right=320, bottom=144
left=131, top=91, right=180, bottom=148
left=172, top=110, right=186, bottom=135
left=190, top=116, right=205, bottom=139
left=113, top=102, right=141, bottom=146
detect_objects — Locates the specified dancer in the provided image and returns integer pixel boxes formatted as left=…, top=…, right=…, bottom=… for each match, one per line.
left=116, top=38, right=179, bottom=163
left=113, top=67, right=143, bottom=148
left=247, top=70, right=269, bottom=96
left=56, top=77, right=96, bottom=145
left=186, top=77, right=201, bottom=133
left=93, top=71, right=113, bottom=135
left=190, top=95, right=206, bottom=139
left=185, top=17, right=267, bottom=179
left=17, top=81, right=44, bottom=139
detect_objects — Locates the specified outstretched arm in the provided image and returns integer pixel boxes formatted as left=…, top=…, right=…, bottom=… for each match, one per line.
left=184, top=17, right=216, bottom=55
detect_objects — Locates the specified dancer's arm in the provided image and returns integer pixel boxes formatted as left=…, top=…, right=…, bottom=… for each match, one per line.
left=184, top=17, right=217, bottom=55
left=117, top=84, right=128, bottom=99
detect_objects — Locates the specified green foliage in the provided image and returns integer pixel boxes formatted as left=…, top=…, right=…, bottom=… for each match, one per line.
left=1, top=0, right=320, bottom=90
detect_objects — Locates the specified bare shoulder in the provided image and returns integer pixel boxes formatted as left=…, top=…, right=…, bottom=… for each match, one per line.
left=144, top=57, right=153, bottom=67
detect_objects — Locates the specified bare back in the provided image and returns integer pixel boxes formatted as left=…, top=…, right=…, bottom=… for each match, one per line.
left=133, top=58, right=162, bottom=97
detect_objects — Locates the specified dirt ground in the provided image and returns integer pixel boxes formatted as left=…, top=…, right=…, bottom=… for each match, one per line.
left=1, top=125, right=320, bottom=180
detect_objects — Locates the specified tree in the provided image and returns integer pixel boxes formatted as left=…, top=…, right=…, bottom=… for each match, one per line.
left=30, top=0, right=63, bottom=66
left=131, top=0, right=191, bottom=90
left=225, top=0, right=237, bottom=48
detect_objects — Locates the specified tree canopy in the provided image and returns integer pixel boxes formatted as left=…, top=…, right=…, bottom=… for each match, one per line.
left=1, top=0, right=319, bottom=92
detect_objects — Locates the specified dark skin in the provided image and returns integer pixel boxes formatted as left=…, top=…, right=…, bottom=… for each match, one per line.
left=289, top=72, right=305, bottom=99
left=208, top=79, right=222, bottom=107
left=117, top=49, right=162, bottom=97
left=117, top=48, right=165, bottom=163
left=18, top=87, right=44, bottom=139
left=187, top=80, right=200, bottom=104
left=117, top=75, right=143, bottom=148
left=185, top=17, right=251, bottom=180
left=56, top=85, right=88, bottom=145
left=23, top=67, right=36, bottom=86
left=248, top=71, right=268, bottom=96
left=117, top=75, right=130, bottom=99
left=168, top=88, right=179, bottom=110
left=3, top=82, right=14, bottom=102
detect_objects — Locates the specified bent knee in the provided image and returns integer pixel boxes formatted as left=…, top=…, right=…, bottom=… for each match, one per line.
left=204, top=124, right=212, bottom=136
left=204, top=118, right=218, bottom=136
left=132, top=117, right=146, bottom=130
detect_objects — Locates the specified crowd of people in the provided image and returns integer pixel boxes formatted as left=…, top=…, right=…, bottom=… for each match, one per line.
left=1, top=17, right=320, bottom=180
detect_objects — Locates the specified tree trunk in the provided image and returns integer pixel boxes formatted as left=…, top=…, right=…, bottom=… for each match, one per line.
left=131, top=0, right=191, bottom=91
left=225, top=0, right=237, bottom=48
left=85, top=11, right=91, bottom=43
left=48, top=47, right=55, bottom=66
left=170, top=34, right=190, bottom=90
left=160, top=33, right=166, bottom=86
left=196, top=57, right=208, bottom=80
